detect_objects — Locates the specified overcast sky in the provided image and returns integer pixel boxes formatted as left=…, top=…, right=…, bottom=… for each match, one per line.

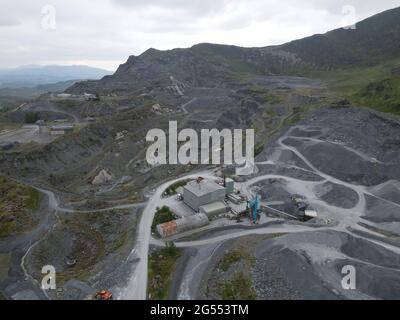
left=1, top=0, right=399, bottom=71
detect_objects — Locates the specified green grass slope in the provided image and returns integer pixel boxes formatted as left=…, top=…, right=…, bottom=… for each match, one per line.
left=0, top=176, right=41, bottom=237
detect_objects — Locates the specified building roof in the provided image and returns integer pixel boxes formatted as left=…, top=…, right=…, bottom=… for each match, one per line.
left=199, top=201, right=227, bottom=213
left=305, top=210, right=318, bottom=218
left=50, top=124, right=74, bottom=130
left=175, top=213, right=209, bottom=226
left=184, top=180, right=225, bottom=197
left=157, top=220, right=178, bottom=237
left=157, top=213, right=209, bottom=237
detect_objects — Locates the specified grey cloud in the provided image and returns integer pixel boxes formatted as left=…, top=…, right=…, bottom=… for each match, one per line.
left=111, top=0, right=233, bottom=15
left=0, top=17, right=20, bottom=26
left=287, top=0, right=400, bottom=15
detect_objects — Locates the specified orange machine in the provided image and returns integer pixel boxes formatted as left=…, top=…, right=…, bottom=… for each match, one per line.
left=94, top=290, right=113, bottom=300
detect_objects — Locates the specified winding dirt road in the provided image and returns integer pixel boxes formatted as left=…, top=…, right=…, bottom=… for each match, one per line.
left=116, top=124, right=400, bottom=300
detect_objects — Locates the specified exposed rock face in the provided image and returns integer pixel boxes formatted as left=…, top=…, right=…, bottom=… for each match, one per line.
left=92, top=169, right=113, bottom=185
left=66, top=47, right=226, bottom=95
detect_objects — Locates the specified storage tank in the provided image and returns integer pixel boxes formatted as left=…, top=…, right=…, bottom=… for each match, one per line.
left=225, top=178, right=234, bottom=194
left=157, top=213, right=209, bottom=238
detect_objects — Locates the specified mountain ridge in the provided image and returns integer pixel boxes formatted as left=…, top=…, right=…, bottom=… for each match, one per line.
left=66, top=6, right=400, bottom=95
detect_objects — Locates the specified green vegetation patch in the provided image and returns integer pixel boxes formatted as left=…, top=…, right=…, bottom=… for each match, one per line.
left=263, top=109, right=278, bottom=118
left=219, top=251, right=244, bottom=272
left=354, top=75, right=400, bottom=115
left=286, top=113, right=304, bottom=125
left=24, top=112, right=39, bottom=124
left=254, top=142, right=265, bottom=157
left=284, top=107, right=305, bottom=126
left=218, top=272, right=257, bottom=300
left=26, top=187, right=41, bottom=210
left=245, top=86, right=283, bottom=104
left=218, top=249, right=256, bottom=272
left=310, top=58, right=400, bottom=116
left=262, top=93, right=283, bottom=104
left=151, top=206, right=175, bottom=234
left=0, top=176, right=42, bottom=237
left=148, top=242, right=181, bottom=300
left=309, top=57, right=400, bottom=96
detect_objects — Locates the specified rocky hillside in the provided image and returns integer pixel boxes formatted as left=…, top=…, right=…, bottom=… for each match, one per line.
left=280, top=7, right=400, bottom=69
left=0, top=176, right=41, bottom=238
left=66, top=48, right=228, bottom=95
left=66, top=7, right=400, bottom=95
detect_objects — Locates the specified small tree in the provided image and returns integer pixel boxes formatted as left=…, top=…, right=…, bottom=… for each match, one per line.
left=24, top=112, right=39, bottom=124
left=165, top=241, right=178, bottom=257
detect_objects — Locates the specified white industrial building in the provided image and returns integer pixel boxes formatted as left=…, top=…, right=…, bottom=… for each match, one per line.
left=50, top=124, right=74, bottom=135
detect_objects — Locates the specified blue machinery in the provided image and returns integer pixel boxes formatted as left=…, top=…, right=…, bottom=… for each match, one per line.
left=247, top=194, right=260, bottom=224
